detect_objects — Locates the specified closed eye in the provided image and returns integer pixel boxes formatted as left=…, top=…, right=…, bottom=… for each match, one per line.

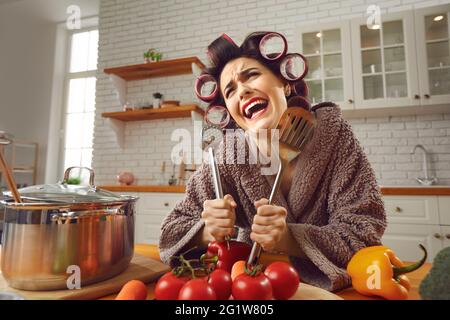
left=224, top=86, right=235, bottom=99
left=247, top=71, right=260, bottom=78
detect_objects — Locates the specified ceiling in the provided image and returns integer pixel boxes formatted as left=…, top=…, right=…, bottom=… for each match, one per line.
left=0, top=0, right=99, bottom=22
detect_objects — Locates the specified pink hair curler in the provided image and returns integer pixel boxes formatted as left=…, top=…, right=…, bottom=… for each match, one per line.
left=221, top=33, right=238, bottom=47
left=259, top=32, right=288, bottom=61
left=204, top=105, right=231, bottom=128
left=280, top=53, right=308, bottom=81
left=195, top=74, right=219, bottom=102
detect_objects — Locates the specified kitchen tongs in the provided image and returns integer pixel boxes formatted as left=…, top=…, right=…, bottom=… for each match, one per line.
left=246, top=106, right=316, bottom=268
left=208, top=147, right=232, bottom=249
left=208, top=147, right=224, bottom=199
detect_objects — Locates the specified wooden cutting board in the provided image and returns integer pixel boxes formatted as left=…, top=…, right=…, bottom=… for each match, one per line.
left=290, top=283, right=343, bottom=300
left=0, top=254, right=170, bottom=300
left=224, top=283, right=342, bottom=301
left=224, top=283, right=342, bottom=300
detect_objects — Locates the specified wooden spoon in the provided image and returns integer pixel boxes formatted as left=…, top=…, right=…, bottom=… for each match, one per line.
left=0, top=135, right=22, bottom=203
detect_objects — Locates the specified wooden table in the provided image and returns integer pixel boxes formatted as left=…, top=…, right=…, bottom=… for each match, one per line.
left=101, top=244, right=432, bottom=300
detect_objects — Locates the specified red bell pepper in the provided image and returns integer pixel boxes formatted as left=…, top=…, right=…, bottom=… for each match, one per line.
left=201, top=240, right=252, bottom=273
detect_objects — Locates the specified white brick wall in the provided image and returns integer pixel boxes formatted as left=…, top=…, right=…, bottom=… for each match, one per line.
left=94, top=0, right=450, bottom=186
left=348, top=114, right=450, bottom=185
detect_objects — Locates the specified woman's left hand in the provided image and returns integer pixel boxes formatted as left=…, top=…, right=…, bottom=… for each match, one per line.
left=250, top=198, right=287, bottom=252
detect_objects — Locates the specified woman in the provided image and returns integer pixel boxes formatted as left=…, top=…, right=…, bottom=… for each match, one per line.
left=159, top=31, right=386, bottom=292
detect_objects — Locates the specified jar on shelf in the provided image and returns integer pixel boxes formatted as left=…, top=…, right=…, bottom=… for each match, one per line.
left=117, top=172, right=135, bottom=185
left=153, top=92, right=163, bottom=109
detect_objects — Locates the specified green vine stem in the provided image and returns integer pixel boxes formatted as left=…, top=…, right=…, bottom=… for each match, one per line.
left=244, top=263, right=263, bottom=277
left=169, top=247, right=218, bottom=278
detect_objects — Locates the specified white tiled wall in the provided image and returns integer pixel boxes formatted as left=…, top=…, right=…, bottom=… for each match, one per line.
left=93, top=0, right=450, bottom=186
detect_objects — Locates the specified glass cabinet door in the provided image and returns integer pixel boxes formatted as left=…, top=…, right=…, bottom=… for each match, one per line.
left=415, top=4, right=450, bottom=106
left=351, top=11, right=420, bottom=109
left=298, top=22, right=354, bottom=110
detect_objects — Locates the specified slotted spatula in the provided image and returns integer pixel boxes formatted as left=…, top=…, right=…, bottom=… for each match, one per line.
left=246, top=106, right=316, bottom=267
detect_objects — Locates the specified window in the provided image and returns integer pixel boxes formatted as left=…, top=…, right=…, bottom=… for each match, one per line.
left=62, top=29, right=98, bottom=173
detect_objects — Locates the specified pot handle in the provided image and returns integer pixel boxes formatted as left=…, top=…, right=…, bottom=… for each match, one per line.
left=63, top=166, right=95, bottom=186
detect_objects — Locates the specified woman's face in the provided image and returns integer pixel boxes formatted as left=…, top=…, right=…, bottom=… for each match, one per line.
left=220, top=57, right=288, bottom=132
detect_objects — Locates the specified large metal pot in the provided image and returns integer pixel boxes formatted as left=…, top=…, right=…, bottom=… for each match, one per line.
left=0, top=167, right=138, bottom=291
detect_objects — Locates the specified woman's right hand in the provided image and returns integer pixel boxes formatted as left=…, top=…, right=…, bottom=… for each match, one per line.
left=201, top=194, right=236, bottom=242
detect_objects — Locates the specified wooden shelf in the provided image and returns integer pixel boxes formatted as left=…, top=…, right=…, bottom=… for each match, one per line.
left=101, top=105, right=204, bottom=148
left=103, top=56, right=206, bottom=148
left=104, top=57, right=205, bottom=81
left=102, top=105, right=204, bottom=122
left=99, top=185, right=186, bottom=193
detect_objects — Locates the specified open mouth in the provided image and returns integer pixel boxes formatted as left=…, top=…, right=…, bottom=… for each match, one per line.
left=243, top=99, right=269, bottom=120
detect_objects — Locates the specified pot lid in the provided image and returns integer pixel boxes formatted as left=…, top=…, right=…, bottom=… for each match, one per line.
left=3, top=167, right=130, bottom=204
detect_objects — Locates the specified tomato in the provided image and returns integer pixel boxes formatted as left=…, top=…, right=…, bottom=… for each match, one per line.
left=264, top=262, right=300, bottom=300
left=154, top=271, right=190, bottom=300
left=207, top=269, right=232, bottom=300
left=232, top=273, right=273, bottom=300
left=178, top=278, right=217, bottom=300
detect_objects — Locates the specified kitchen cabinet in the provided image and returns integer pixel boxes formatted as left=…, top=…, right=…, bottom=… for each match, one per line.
left=383, top=195, right=439, bottom=225
left=415, top=4, right=450, bottom=106
left=130, top=192, right=184, bottom=245
left=382, top=223, right=442, bottom=262
left=297, top=4, right=450, bottom=113
left=296, top=21, right=354, bottom=110
left=351, top=10, right=420, bottom=109
left=438, top=196, right=450, bottom=225
left=443, top=226, right=450, bottom=248
left=382, top=195, right=450, bottom=262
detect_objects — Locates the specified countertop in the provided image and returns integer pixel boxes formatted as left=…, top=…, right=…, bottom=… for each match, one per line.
left=379, top=186, right=450, bottom=196
left=100, top=244, right=432, bottom=300
left=100, top=185, right=450, bottom=196
left=99, top=185, right=185, bottom=193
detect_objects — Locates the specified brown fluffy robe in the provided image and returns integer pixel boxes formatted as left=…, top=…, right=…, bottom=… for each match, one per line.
left=159, top=105, right=386, bottom=292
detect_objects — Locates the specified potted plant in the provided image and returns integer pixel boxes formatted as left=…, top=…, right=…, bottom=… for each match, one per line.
left=144, top=49, right=163, bottom=63
left=143, top=49, right=153, bottom=63
left=153, top=92, right=163, bottom=108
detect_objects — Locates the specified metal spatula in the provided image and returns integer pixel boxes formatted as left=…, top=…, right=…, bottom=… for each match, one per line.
left=246, top=106, right=316, bottom=267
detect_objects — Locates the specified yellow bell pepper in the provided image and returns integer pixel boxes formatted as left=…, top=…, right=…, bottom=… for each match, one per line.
left=347, top=244, right=427, bottom=300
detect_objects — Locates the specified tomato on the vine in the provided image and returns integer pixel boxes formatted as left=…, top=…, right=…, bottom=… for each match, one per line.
left=207, top=269, right=232, bottom=300
left=178, top=278, right=217, bottom=300
left=232, top=272, right=273, bottom=300
left=154, top=271, right=190, bottom=300
left=264, top=262, right=300, bottom=300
